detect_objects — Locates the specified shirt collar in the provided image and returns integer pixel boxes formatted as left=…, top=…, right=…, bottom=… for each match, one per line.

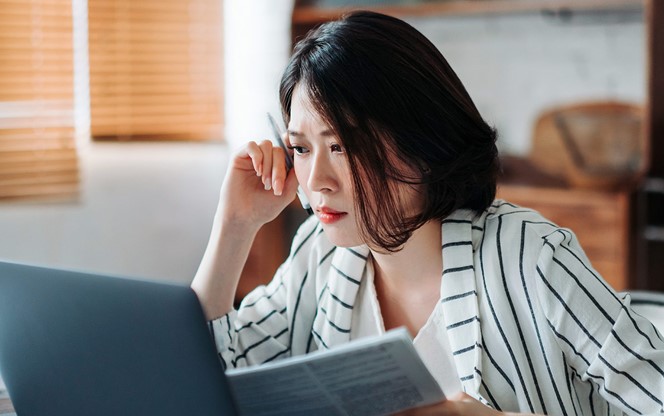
left=311, top=209, right=484, bottom=395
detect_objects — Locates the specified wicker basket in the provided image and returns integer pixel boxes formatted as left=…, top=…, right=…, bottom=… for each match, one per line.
left=529, top=101, right=645, bottom=190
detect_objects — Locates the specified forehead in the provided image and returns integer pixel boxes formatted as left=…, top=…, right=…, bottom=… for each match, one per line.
left=289, top=84, right=328, bottom=130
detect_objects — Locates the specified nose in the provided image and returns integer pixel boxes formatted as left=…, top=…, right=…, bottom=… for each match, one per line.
left=306, top=152, right=338, bottom=194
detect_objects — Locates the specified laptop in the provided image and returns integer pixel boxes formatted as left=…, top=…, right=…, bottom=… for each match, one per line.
left=0, top=260, right=238, bottom=416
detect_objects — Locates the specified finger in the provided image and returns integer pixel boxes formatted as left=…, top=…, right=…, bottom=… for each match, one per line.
left=272, top=170, right=300, bottom=207
left=257, top=140, right=274, bottom=191
left=271, top=146, right=288, bottom=196
left=391, top=403, right=441, bottom=416
left=242, top=141, right=263, bottom=176
left=450, top=391, right=472, bottom=401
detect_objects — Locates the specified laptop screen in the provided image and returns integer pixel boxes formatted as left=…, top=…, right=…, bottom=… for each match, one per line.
left=0, top=260, right=237, bottom=416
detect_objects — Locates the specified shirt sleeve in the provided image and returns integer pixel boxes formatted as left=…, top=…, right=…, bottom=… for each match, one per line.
left=208, top=216, right=321, bottom=369
left=535, top=228, right=664, bottom=415
left=209, top=264, right=291, bottom=369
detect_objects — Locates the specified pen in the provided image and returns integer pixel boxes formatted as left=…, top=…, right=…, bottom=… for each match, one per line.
left=267, top=113, right=313, bottom=215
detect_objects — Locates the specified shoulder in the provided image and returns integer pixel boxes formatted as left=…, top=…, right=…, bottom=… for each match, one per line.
left=472, top=199, right=588, bottom=273
left=479, top=199, right=566, bottom=244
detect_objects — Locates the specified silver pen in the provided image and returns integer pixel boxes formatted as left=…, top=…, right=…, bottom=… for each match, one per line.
left=267, top=113, right=313, bottom=215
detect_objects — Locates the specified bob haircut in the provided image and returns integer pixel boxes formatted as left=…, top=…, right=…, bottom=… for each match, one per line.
left=279, top=10, right=499, bottom=252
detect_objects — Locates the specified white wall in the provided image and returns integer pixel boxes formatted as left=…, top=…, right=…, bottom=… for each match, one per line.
left=409, top=8, right=645, bottom=155
left=224, top=0, right=294, bottom=149
left=0, top=142, right=229, bottom=283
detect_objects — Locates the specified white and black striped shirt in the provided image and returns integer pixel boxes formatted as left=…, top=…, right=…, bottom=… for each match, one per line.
left=211, top=201, right=664, bottom=415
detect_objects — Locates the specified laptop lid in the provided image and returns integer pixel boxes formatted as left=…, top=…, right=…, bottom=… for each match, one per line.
left=0, top=260, right=237, bottom=416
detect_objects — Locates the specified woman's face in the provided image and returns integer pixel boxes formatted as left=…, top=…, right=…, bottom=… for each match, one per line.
left=287, top=83, right=426, bottom=249
left=288, top=84, right=363, bottom=247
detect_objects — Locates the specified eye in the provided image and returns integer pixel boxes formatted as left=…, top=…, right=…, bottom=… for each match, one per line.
left=330, top=143, right=344, bottom=153
left=287, top=145, right=309, bottom=155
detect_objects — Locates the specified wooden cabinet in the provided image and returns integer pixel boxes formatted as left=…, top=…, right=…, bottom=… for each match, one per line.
left=497, top=183, right=631, bottom=290
left=640, top=0, right=664, bottom=291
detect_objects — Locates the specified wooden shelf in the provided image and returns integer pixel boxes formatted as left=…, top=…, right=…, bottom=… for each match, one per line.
left=293, top=0, right=643, bottom=24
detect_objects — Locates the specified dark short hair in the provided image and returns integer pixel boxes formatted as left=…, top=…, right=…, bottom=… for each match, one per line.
left=280, top=10, right=499, bottom=252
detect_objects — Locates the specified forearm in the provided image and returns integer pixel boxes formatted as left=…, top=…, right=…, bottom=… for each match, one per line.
left=191, top=208, right=260, bottom=320
left=192, top=140, right=297, bottom=320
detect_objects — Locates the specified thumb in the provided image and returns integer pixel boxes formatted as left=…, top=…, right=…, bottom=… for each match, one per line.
left=449, top=391, right=473, bottom=401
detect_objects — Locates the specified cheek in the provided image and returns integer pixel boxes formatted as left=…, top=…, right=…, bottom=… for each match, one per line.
left=294, top=163, right=310, bottom=192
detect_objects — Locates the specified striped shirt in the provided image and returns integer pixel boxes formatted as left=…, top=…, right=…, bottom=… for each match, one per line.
left=210, top=201, right=664, bottom=415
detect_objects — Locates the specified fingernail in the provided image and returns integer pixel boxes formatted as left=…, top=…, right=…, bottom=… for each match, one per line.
left=264, top=178, right=271, bottom=191
left=273, top=180, right=282, bottom=196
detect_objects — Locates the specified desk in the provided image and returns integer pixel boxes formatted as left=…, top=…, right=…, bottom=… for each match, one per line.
left=0, top=397, right=14, bottom=415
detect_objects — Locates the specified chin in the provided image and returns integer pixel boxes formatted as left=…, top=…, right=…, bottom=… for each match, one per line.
left=320, top=226, right=364, bottom=248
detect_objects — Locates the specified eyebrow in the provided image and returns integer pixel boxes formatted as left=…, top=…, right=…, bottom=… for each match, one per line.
left=287, top=129, right=335, bottom=137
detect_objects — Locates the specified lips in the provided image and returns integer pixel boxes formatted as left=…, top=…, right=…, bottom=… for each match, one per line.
left=316, top=206, right=347, bottom=225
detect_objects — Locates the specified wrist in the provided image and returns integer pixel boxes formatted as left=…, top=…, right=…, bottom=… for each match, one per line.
left=213, top=204, right=262, bottom=237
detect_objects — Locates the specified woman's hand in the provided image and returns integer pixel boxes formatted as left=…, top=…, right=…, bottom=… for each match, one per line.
left=394, top=392, right=536, bottom=416
left=218, top=139, right=300, bottom=230
left=192, top=139, right=300, bottom=320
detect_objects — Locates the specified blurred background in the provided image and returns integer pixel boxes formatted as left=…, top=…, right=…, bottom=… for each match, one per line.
left=2, top=0, right=664, bottom=398
left=0, top=0, right=663, bottom=301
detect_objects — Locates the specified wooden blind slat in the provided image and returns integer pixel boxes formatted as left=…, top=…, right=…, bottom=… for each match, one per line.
left=0, top=21, right=72, bottom=32
left=0, top=0, right=72, bottom=6
left=0, top=57, right=74, bottom=68
left=0, top=75, right=74, bottom=85
left=0, top=162, right=78, bottom=178
left=88, top=44, right=219, bottom=54
left=88, top=2, right=196, bottom=12
left=0, top=146, right=77, bottom=161
left=0, top=139, right=74, bottom=154
left=0, top=0, right=78, bottom=200
left=91, top=103, right=219, bottom=115
left=88, top=0, right=223, bottom=142
left=1, top=93, right=74, bottom=101
left=0, top=9, right=73, bottom=20
left=90, top=118, right=220, bottom=127
left=87, top=29, right=221, bottom=43
left=0, top=165, right=78, bottom=181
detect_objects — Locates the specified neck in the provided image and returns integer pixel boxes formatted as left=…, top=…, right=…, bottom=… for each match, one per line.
left=370, top=220, right=443, bottom=336
left=370, top=220, right=442, bottom=290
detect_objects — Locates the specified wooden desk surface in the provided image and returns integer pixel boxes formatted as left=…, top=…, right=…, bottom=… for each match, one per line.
left=0, top=397, right=14, bottom=415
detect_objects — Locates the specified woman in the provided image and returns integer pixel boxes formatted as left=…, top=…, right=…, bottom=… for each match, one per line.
left=192, top=10, right=664, bottom=415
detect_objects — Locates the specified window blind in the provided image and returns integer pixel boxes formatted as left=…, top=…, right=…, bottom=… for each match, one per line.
left=0, top=0, right=79, bottom=199
left=88, top=0, right=223, bottom=141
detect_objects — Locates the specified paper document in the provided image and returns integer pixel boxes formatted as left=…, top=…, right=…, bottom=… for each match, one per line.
left=226, top=327, right=446, bottom=416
